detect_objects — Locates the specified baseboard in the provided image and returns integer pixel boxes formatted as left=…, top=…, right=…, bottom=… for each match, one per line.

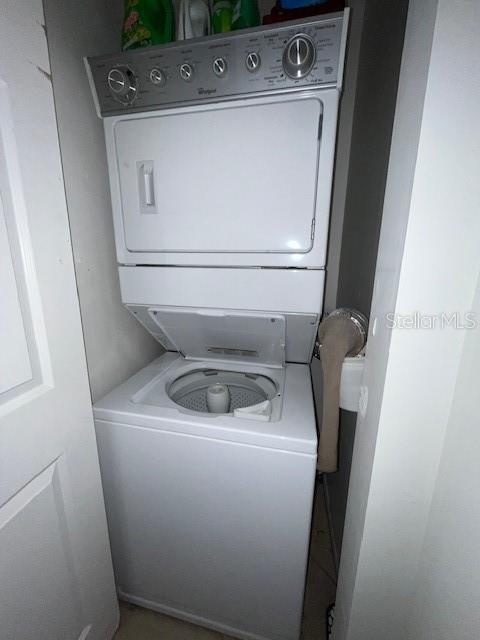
left=118, top=589, right=285, bottom=640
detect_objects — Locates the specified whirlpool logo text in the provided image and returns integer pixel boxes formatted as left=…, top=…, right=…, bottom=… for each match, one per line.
left=198, top=88, right=217, bottom=95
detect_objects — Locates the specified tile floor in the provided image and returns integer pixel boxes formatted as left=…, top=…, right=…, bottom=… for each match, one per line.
left=114, top=478, right=337, bottom=640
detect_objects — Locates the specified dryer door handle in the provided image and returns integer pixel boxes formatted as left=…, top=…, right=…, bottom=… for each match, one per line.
left=137, top=161, right=157, bottom=213
left=143, top=168, right=154, bottom=205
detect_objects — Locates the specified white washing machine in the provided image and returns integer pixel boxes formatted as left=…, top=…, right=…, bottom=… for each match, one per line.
left=94, top=352, right=316, bottom=640
left=86, top=11, right=348, bottom=640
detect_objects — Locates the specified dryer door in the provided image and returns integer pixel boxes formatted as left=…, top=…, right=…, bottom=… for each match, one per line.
left=113, top=95, right=322, bottom=255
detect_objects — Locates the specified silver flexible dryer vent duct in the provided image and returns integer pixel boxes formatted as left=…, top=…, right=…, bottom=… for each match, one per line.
left=315, top=309, right=368, bottom=473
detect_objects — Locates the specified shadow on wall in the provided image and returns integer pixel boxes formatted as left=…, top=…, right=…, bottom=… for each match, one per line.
left=337, top=0, right=409, bottom=317
left=44, top=0, right=163, bottom=402
left=321, top=0, right=408, bottom=558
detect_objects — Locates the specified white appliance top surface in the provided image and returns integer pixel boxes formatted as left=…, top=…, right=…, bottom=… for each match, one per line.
left=93, top=353, right=317, bottom=455
left=148, top=307, right=286, bottom=367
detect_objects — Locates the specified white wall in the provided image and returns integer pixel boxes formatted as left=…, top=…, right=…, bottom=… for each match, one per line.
left=410, top=272, right=480, bottom=640
left=104, top=0, right=125, bottom=32
left=334, top=1, right=480, bottom=638
left=44, top=1, right=162, bottom=402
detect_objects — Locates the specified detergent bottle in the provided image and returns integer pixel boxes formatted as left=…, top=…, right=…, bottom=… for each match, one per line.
left=231, top=0, right=260, bottom=29
left=122, top=0, right=174, bottom=50
left=212, top=0, right=234, bottom=33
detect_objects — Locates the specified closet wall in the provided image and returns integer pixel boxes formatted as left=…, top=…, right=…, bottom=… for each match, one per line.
left=44, top=0, right=162, bottom=402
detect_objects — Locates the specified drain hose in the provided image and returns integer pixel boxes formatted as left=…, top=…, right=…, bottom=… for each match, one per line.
left=316, top=309, right=367, bottom=473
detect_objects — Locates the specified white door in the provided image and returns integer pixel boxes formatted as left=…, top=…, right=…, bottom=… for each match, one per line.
left=113, top=97, right=322, bottom=253
left=0, top=4, right=118, bottom=640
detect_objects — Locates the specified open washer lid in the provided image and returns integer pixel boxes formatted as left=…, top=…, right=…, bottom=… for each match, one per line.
left=148, top=307, right=286, bottom=368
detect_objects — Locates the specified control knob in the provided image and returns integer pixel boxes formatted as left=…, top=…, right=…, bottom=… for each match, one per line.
left=180, top=62, right=194, bottom=82
left=213, top=57, right=228, bottom=77
left=107, top=66, right=137, bottom=104
left=245, top=52, right=261, bottom=73
left=282, top=34, right=316, bottom=79
left=150, top=68, right=166, bottom=86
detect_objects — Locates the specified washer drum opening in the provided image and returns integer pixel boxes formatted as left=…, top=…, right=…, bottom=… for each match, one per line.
left=167, top=369, right=278, bottom=414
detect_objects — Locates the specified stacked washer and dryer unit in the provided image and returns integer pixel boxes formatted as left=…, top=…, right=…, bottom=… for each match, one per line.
left=87, top=12, right=348, bottom=640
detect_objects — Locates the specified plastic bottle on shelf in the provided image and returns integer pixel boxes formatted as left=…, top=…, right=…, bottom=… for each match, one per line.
left=212, top=0, right=234, bottom=33
left=231, top=0, right=260, bottom=30
left=122, top=0, right=175, bottom=50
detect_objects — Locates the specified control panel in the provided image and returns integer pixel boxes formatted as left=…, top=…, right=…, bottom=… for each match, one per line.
left=86, top=13, right=347, bottom=116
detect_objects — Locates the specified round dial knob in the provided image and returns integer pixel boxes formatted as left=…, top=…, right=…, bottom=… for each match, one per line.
left=150, top=68, right=166, bottom=86
left=213, top=57, right=228, bottom=78
left=282, top=35, right=316, bottom=79
left=179, top=62, right=194, bottom=82
left=245, top=51, right=261, bottom=73
left=107, top=66, right=137, bottom=103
